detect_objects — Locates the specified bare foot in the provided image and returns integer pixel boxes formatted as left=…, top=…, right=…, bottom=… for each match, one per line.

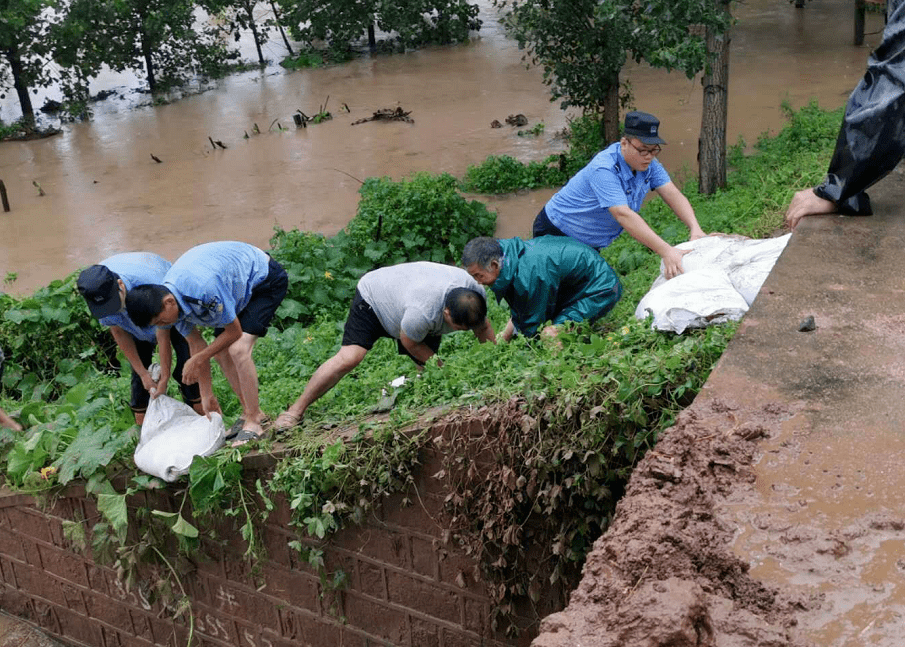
left=785, top=189, right=837, bottom=230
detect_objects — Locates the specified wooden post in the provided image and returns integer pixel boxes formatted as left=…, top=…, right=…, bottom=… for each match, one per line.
left=855, top=0, right=866, bottom=46
left=0, top=180, right=9, bottom=212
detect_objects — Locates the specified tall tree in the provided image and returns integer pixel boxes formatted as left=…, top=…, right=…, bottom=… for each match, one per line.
left=0, top=0, right=57, bottom=129
left=66, top=0, right=235, bottom=94
left=497, top=0, right=732, bottom=185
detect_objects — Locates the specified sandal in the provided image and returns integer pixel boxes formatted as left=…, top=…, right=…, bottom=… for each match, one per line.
left=225, top=417, right=245, bottom=441
left=274, top=411, right=303, bottom=433
left=231, top=425, right=266, bottom=447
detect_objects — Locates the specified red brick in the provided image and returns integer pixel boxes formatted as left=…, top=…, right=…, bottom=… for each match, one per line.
left=463, top=597, right=488, bottom=636
left=258, top=564, right=319, bottom=611
left=86, top=564, right=109, bottom=594
left=355, top=559, right=385, bottom=600
left=387, top=571, right=460, bottom=625
left=11, top=563, right=70, bottom=607
left=194, top=608, right=238, bottom=645
left=56, top=605, right=103, bottom=646
left=208, top=581, right=279, bottom=628
left=261, top=527, right=293, bottom=567
left=0, top=527, right=26, bottom=561
left=343, top=593, right=409, bottom=645
left=31, top=598, right=59, bottom=634
left=22, top=541, right=42, bottom=569
left=129, top=609, right=154, bottom=642
left=223, top=553, right=254, bottom=584
left=0, top=588, right=32, bottom=618
left=0, top=555, right=18, bottom=584
left=38, top=544, right=88, bottom=587
left=332, top=526, right=410, bottom=569
left=149, top=616, right=177, bottom=645
left=440, top=628, right=484, bottom=647
left=411, top=536, right=439, bottom=578
left=86, top=593, right=134, bottom=632
left=3, top=508, right=52, bottom=543
left=278, top=607, right=342, bottom=646
left=438, top=553, right=484, bottom=595
left=380, top=491, right=444, bottom=537
left=100, top=625, right=125, bottom=647
left=411, top=616, right=441, bottom=647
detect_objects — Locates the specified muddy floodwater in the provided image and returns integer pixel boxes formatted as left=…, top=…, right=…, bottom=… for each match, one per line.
left=0, top=0, right=884, bottom=295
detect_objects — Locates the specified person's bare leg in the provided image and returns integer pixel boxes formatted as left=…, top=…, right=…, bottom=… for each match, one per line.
left=785, top=188, right=837, bottom=230
left=214, top=346, right=247, bottom=412
left=281, top=345, right=368, bottom=421
left=226, top=333, right=266, bottom=432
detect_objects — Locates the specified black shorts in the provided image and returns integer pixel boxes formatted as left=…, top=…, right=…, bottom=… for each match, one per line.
left=532, top=206, right=568, bottom=239
left=341, top=290, right=441, bottom=365
left=215, top=257, right=288, bottom=338
left=130, top=328, right=201, bottom=412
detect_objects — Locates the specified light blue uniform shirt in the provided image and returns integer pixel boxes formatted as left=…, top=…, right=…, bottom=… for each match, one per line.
left=97, top=252, right=172, bottom=343
left=545, top=142, right=671, bottom=249
left=163, top=242, right=270, bottom=335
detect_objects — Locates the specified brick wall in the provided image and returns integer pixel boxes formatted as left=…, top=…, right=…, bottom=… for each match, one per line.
left=0, top=417, right=565, bottom=647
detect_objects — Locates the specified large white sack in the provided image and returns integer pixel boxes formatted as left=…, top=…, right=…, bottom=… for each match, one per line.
left=134, top=395, right=225, bottom=482
left=635, top=266, right=749, bottom=334
left=636, top=234, right=791, bottom=333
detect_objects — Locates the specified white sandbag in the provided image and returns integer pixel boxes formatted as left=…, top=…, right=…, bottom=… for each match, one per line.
left=637, top=234, right=791, bottom=333
left=635, top=266, right=749, bottom=334
left=134, top=395, right=225, bottom=482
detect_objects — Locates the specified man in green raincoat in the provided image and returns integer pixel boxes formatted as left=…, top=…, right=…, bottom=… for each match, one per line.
left=462, top=236, right=622, bottom=341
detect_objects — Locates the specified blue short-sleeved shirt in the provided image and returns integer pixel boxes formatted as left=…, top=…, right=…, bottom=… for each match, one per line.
left=97, top=252, right=172, bottom=343
left=545, top=142, right=671, bottom=249
left=163, top=242, right=270, bottom=335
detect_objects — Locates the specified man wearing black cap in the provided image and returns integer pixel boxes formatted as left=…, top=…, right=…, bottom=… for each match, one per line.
left=533, top=110, right=707, bottom=280
left=77, top=253, right=202, bottom=425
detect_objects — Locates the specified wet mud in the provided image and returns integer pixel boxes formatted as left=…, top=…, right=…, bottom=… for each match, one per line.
left=533, top=399, right=812, bottom=647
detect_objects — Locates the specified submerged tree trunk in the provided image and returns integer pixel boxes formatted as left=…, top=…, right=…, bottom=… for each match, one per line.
left=244, top=1, right=265, bottom=66
left=368, top=23, right=376, bottom=52
left=270, top=1, right=294, bottom=55
left=699, top=0, right=731, bottom=195
left=141, top=31, right=156, bottom=92
left=7, top=47, right=36, bottom=129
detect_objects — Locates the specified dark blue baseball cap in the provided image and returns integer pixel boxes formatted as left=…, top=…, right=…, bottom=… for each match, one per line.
left=624, top=111, right=666, bottom=145
left=77, top=265, right=122, bottom=318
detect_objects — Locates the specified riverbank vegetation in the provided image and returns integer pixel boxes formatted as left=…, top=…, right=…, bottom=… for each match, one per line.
left=0, top=102, right=842, bottom=634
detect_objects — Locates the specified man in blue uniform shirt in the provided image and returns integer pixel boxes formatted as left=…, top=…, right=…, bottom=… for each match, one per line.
left=76, top=253, right=202, bottom=425
left=125, top=242, right=288, bottom=446
left=533, top=111, right=707, bottom=279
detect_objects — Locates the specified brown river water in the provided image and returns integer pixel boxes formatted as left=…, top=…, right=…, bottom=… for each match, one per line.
left=0, top=0, right=884, bottom=295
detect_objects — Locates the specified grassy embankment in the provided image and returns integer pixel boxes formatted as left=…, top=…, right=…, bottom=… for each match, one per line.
left=0, top=101, right=843, bottom=631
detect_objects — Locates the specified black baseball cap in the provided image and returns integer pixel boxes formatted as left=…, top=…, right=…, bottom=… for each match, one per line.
left=624, top=111, right=666, bottom=145
left=77, top=265, right=122, bottom=318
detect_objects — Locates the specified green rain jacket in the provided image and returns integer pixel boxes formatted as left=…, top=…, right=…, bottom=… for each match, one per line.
left=490, top=237, right=622, bottom=337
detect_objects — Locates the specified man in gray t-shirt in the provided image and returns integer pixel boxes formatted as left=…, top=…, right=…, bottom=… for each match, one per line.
left=273, top=262, right=496, bottom=431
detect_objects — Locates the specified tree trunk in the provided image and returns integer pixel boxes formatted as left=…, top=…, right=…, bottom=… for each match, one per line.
left=699, top=0, right=731, bottom=195
left=245, top=2, right=265, bottom=66
left=600, top=72, right=620, bottom=144
left=7, top=48, right=36, bottom=129
left=368, top=23, right=376, bottom=52
left=141, top=31, right=156, bottom=92
left=270, top=1, right=294, bottom=55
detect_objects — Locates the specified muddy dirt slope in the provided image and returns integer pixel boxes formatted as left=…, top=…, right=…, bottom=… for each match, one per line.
left=533, top=165, right=905, bottom=647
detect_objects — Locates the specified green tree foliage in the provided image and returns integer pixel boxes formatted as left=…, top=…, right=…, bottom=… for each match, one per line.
left=0, top=0, right=57, bottom=129
left=276, top=0, right=480, bottom=56
left=62, top=0, right=236, bottom=93
left=498, top=0, right=731, bottom=142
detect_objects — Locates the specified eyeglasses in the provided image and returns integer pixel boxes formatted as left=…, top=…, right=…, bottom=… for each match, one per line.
left=627, top=139, right=661, bottom=157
